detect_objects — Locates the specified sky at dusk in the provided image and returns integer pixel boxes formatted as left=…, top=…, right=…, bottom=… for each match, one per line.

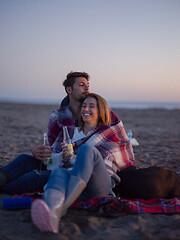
left=0, top=0, right=180, bottom=104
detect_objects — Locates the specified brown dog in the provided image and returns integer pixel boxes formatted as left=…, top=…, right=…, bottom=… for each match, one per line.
left=113, top=166, right=180, bottom=199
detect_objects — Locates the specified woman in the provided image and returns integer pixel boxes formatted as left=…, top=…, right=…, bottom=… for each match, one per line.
left=31, top=93, right=135, bottom=233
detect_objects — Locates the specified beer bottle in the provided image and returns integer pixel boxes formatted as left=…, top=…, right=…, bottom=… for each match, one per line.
left=62, top=126, right=74, bottom=168
left=43, top=133, right=52, bottom=165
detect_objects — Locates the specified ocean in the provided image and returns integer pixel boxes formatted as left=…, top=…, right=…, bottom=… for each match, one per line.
left=0, top=97, right=179, bottom=110
left=108, top=101, right=180, bottom=110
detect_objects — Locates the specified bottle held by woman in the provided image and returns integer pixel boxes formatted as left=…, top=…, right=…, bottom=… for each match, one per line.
left=61, top=126, right=74, bottom=168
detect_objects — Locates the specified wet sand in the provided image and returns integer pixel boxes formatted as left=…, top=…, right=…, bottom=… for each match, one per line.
left=0, top=102, right=180, bottom=240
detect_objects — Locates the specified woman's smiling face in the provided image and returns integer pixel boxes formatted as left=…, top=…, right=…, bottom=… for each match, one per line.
left=81, top=97, right=99, bottom=126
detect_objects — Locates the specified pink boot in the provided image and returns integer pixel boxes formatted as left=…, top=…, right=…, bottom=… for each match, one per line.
left=31, top=189, right=64, bottom=233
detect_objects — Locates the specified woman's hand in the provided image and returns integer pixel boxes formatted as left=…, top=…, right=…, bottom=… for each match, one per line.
left=61, top=142, right=75, bottom=159
left=32, top=145, right=52, bottom=161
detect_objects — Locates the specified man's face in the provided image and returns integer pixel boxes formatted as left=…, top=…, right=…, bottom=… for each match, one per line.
left=70, top=77, right=89, bottom=101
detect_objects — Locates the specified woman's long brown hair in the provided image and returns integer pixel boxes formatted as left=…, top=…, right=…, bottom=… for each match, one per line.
left=78, top=93, right=111, bottom=130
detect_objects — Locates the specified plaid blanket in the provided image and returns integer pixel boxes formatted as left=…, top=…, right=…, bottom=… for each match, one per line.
left=72, top=197, right=180, bottom=216
left=73, top=121, right=135, bottom=182
left=10, top=194, right=180, bottom=215
left=47, top=96, right=120, bottom=152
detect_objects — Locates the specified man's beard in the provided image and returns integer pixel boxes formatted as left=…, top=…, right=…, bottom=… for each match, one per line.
left=80, top=92, right=89, bottom=100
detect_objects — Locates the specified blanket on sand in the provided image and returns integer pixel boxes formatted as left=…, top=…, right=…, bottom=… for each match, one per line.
left=4, top=194, right=180, bottom=216
left=71, top=196, right=180, bottom=216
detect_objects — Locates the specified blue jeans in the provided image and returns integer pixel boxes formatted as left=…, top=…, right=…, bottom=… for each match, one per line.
left=46, top=144, right=113, bottom=200
left=0, top=154, right=51, bottom=194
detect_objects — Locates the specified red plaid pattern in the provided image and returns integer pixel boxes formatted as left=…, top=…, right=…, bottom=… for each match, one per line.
left=73, top=122, right=135, bottom=182
left=72, top=197, right=180, bottom=216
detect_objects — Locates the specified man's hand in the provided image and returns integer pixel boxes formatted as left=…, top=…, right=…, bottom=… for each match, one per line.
left=32, top=145, right=52, bottom=161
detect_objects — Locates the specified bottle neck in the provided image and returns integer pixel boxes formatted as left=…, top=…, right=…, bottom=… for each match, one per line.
left=63, top=126, right=71, bottom=142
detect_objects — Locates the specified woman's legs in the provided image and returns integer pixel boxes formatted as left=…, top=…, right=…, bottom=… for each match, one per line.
left=70, top=144, right=112, bottom=199
left=31, top=168, right=86, bottom=233
left=46, top=144, right=112, bottom=199
left=31, top=144, right=112, bottom=233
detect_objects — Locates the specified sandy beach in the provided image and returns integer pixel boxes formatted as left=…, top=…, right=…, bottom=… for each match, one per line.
left=0, top=101, right=180, bottom=240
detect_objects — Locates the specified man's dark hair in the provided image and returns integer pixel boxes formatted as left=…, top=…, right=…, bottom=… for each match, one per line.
left=63, top=71, right=90, bottom=90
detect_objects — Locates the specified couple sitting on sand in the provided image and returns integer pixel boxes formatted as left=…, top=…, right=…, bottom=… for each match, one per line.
left=0, top=71, right=124, bottom=194
left=0, top=71, right=180, bottom=234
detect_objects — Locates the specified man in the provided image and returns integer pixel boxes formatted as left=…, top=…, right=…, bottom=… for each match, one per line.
left=32, top=71, right=90, bottom=160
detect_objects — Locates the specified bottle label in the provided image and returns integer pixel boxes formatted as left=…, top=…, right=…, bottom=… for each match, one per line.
left=66, top=144, right=74, bottom=155
left=62, top=143, right=74, bottom=161
left=43, top=155, right=52, bottom=165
